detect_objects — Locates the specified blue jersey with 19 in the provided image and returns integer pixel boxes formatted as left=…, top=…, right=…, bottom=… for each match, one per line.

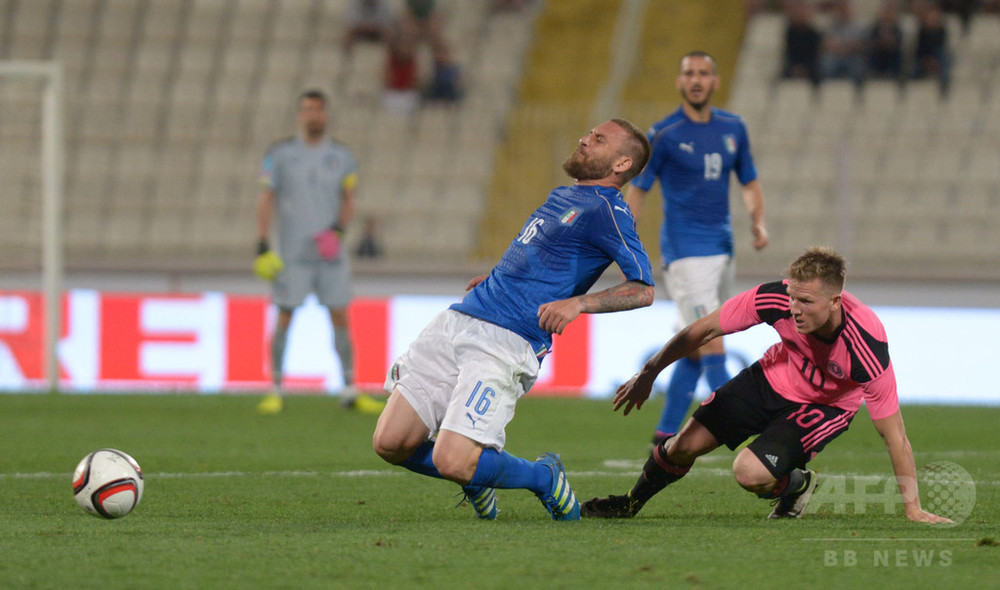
left=631, top=106, right=757, bottom=266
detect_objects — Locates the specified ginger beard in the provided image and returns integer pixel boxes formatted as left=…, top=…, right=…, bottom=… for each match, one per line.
left=562, top=147, right=615, bottom=182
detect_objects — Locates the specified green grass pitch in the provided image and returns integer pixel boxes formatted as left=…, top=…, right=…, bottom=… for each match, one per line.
left=0, top=393, right=997, bottom=589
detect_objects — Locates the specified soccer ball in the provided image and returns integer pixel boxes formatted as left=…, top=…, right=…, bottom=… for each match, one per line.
left=72, top=449, right=144, bottom=519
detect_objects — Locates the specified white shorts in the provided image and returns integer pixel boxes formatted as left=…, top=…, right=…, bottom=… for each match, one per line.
left=384, top=310, right=540, bottom=450
left=664, top=254, right=734, bottom=330
left=273, top=258, right=352, bottom=309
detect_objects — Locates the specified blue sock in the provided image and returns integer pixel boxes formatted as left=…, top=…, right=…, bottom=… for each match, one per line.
left=399, top=441, right=442, bottom=479
left=657, top=356, right=701, bottom=435
left=701, top=353, right=731, bottom=392
left=468, top=448, right=550, bottom=495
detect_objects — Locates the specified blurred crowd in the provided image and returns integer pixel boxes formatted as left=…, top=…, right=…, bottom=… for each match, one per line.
left=343, top=0, right=463, bottom=113
left=759, top=0, right=995, bottom=95
left=341, top=0, right=529, bottom=114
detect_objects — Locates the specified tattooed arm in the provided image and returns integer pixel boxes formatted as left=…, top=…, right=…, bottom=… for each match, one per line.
left=537, top=280, right=654, bottom=335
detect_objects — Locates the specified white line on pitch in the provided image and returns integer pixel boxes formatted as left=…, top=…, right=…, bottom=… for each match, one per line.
left=5, top=469, right=1000, bottom=486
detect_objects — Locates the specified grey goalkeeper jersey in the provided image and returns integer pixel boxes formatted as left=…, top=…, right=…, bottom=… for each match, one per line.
left=260, top=135, right=358, bottom=262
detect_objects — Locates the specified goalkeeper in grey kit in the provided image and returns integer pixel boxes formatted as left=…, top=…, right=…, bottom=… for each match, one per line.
left=253, top=89, right=381, bottom=415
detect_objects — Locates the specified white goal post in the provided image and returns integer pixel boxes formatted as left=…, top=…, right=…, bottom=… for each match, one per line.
left=0, top=61, right=64, bottom=392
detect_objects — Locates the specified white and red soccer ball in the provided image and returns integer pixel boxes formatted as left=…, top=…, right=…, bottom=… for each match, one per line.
left=72, top=449, right=144, bottom=519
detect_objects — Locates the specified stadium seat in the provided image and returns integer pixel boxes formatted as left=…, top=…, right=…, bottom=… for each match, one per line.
left=32, top=3, right=998, bottom=276
left=64, top=210, right=105, bottom=256
left=967, top=146, right=1000, bottom=182
left=955, top=182, right=1000, bottom=217
left=443, top=184, right=486, bottom=217
left=725, top=8, right=1000, bottom=279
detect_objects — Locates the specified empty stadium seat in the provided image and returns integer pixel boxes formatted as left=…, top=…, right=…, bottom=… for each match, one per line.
left=0, top=2, right=683, bottom=270
left=730, top=9, right=1000, bottom=279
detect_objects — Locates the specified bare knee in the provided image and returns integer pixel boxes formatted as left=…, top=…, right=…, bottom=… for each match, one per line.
left=372, top=424, right=425, bottom=465
left=431, top=431, right=482, bottom=485
left=733, top=468, right=775, bottom=494
left=372, top=432, right=412, bottom=465
left=732, top=450, right=777, bottom=494
left=431, top=452, right=473, bottom=484
left=664, top=420, right=718, bottom=464
left=371, top=390, right=429, bottom=465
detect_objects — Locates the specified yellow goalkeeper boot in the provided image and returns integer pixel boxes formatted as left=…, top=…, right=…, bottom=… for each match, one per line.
left=341, top=386, right=385, bottom=415
left=354, top=394, right=386, bottom=416
left=257, top=392, right=283, bottom=415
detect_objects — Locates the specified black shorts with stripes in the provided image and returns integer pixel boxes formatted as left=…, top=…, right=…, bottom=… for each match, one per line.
left=692, top=362, right=855, bottom=478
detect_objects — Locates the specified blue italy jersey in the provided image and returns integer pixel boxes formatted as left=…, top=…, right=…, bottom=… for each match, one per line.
left=631, top=106, right=757, bottom=266
left=451, top=184, right=653, bottom=357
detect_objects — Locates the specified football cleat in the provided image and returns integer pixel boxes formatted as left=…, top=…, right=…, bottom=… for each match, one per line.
left=256, top=392, right=283, bottom=415
left=460, top=485, right=498, bottom=520
left=581, top=493, right=643, bottom=518
left=342, top=392, right=386, bottom=415
left=339, top=385, right=359, bottom=408
left=535, top=452, right=580, bottom=521
left=769, top=469, right=817, bottom=519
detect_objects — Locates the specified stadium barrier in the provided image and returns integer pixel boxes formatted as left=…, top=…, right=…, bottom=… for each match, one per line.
left=0, top=290, right=997, bottom=405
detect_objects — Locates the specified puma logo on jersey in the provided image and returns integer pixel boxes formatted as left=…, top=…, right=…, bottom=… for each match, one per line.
left=466, top=412, right=481, bottom=430
left=614, top=205, right=630, bottom=214
left=679, top=142, right=695, bottom=153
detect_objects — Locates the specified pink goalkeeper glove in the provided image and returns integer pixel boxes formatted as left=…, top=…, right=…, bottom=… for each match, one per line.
left=313, top=227, right=342, bottom=260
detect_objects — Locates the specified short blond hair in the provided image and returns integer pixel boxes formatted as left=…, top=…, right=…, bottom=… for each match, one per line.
left=786, top=246, right=846, bottom=292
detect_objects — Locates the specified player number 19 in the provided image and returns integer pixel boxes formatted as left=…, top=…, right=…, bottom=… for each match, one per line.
left=704, top=153, right=722, bottom=180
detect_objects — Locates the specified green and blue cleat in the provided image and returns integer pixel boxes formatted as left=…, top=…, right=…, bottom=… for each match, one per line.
left=535, top=452, right=580, bottom=521
left=461, top=485, right=498, bottom=520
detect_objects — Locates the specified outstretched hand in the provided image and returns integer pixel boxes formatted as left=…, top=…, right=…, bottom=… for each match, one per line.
left=906, top=507, right=953, bottom=525
left=612, top=374, right=654, bottom=415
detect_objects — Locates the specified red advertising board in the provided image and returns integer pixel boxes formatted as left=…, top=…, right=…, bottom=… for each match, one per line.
left=0, top=291, right=585, bottom=394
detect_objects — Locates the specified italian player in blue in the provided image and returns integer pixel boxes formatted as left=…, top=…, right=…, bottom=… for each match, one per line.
left=372, top=119, right=655, bottom=520
left=626, top=51, right=769, bottom=445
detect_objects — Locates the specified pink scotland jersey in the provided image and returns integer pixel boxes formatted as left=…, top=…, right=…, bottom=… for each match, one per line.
left=719, top=281, right=900, bottom=420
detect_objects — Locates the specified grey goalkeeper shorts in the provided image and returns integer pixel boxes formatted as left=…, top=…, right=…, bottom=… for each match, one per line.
left=272, top=258, right=352, bottom=309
